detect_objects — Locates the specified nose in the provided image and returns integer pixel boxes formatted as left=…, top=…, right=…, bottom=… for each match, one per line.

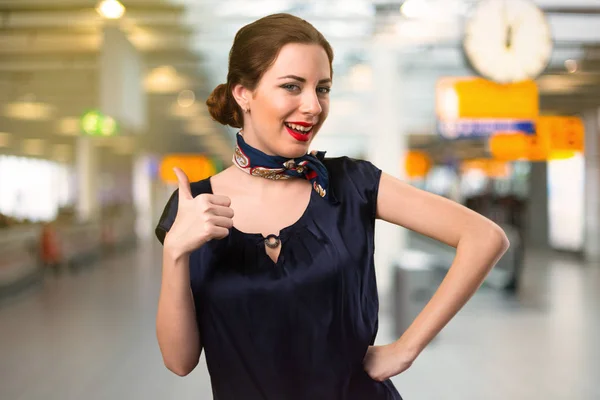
left=300, top=91, right=322, bottom=116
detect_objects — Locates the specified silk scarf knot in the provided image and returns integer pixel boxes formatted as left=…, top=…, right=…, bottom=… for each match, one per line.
left=232, top=132, right=337, bottom=203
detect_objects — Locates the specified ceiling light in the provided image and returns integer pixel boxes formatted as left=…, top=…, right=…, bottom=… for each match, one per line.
left=127, top=27, right=158, bottom=50
left=96, top=0, right=126, bottom=20
left=178, top=90, right=196, bottom=108
left=565, top=59, right=578, bottom=74
left=58, top=117, right=81, bottom=136
left=169, top=102, right=202, bottom=119
left=22, top=139, right=45, bottom=156
left=4, top=101, right=54, bottom=120
left=0, top=132, right=11, bottom=147
left=144, top=66, right=188, bottom=94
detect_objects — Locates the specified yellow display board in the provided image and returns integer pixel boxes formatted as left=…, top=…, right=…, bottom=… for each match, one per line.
left=159, top=154, right=217, bottom=184
left=489, top=116, right=585, bottom=161
left=537, top=116, right=584, bottom=152
left=436, top=77, right=539, bottom=121
left=489, top=133, right=548, bottom=161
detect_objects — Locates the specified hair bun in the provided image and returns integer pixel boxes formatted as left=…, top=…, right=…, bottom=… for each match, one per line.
left=206, top=83, right=242, bottom=128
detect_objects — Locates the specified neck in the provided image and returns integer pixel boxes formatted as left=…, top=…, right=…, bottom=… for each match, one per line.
left=229, top=166, right=305, bottom=192
left=240, top=128, right=277, bottom=156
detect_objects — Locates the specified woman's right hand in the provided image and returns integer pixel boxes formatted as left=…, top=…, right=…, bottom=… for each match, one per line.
left=164, top=167, right=234, bottom=257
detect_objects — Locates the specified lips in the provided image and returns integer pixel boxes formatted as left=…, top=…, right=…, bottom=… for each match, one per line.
left=284, top=121, right=315, bottom=142
left=285, top=125, right=311, bottom=142
left=286, top=121, right=314, bottom=127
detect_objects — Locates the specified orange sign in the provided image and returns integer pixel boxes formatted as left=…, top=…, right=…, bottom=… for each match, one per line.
left=159, top=154, right=217, bottom=184
left=489, top=132, right=549, bottom=161
left=489, top=116, right=584, bottom=161
left=405, top=151, right=432, bottom=179
left=537, top=116, right=584, bottom=152
left=436, top=77, right=539, bottom=121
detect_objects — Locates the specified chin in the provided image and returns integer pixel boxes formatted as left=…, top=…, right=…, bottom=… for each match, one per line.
left=278, top=144, right=311, bottom=159
left=277, top=127, right=320, bottom=158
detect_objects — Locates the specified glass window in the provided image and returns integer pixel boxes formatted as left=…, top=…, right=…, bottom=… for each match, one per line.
left=0, top=155, right=74, bottom=222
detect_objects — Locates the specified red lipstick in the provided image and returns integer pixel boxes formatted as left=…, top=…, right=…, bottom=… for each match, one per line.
left=286, top=121, right=313, bottom=127
left=285, top=125, right=311, bottom=142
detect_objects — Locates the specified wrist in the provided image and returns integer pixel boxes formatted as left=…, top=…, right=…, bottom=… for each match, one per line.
left=392, top=337, right=421, bottom=363
left=163, top=235, right=190, bottom=262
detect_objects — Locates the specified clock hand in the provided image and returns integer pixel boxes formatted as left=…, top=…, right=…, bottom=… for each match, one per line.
left=506, top=24, right=512, bottom=49
left=502, top=0, right=512, bottom=50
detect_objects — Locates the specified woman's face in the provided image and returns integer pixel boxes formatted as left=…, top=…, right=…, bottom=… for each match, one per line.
left=235, top=43, right=332, bottom=159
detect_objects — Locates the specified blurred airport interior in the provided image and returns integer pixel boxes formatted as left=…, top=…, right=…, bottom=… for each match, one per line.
left=0, top=0, right=599, bottom=399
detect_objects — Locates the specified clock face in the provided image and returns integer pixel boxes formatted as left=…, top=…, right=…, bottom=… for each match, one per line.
left=463, top=0, right=553, bottom=84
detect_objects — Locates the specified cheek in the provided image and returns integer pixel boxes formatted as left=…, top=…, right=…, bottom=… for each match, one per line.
left=319, top=100, right=330, bottom=121
left=258, top=95, right=296, bottom=123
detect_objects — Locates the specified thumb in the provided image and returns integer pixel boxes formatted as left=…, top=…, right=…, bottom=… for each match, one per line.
left=173, top=167, right=192, bottom=201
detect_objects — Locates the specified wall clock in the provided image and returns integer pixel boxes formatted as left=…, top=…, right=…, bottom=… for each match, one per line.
left=463, top=0, right=553, bottom=84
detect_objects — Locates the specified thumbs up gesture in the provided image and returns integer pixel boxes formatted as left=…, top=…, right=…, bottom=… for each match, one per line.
left=164, top=168, right=234, bottom=256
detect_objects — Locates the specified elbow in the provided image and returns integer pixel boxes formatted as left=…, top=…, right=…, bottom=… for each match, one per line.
left=163, top=359, right=197, bottom=377
left=495, top=223, right=510, bottom=250
left=486, top=222, right=511, bottom=256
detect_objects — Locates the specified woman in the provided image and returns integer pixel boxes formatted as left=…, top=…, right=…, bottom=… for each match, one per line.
left=155, top=13, right=509, bottom=400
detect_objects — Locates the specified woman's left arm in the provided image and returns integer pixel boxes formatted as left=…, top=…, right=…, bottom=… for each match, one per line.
left=364, top=172, right=510, bottom=381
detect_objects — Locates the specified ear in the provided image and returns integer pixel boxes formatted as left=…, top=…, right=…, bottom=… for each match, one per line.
left=231, top=83, right=252, bottom=111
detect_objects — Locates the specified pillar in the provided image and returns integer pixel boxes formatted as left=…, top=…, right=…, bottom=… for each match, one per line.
left=133, top=153, right=156, bottom=241
left=99, top=24, right=146, bottom=134
left=99, top=23, right=148, bottom=239
left=368, top=40, right=408, bottom=296
left=75, top=137, right=98, bottom=222
left=584, top=108, right=600, bottom=263
left=525, top=161, right=549, bottom=249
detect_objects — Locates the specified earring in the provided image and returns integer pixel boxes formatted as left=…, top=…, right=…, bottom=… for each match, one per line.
left=244, top=107, right=250, bottom=113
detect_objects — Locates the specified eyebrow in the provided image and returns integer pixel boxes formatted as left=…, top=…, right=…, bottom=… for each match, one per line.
left=278, top=75, right=332, bottom=84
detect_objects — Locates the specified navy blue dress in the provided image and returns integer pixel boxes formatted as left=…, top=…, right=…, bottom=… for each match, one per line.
left=156, top=157, right=403, bottom=400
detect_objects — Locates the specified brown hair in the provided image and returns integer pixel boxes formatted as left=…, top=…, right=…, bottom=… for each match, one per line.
left=206, top=13, right=334, bottom=128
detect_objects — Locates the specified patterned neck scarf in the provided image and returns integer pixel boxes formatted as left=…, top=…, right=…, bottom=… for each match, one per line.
left=232, top=132, right=337, bottom=203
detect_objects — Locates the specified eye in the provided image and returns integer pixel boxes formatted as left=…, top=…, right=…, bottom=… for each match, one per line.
left=317, top=87, right=331, bottom=95
left=281, top=84, right=300, bottom=92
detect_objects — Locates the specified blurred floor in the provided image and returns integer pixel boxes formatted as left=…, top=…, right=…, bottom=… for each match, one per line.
left=1, top=242, right=599, bottom=400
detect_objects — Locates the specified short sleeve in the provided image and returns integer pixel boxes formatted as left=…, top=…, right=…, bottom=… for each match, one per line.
left=324, top=157, right=383, bottom=221
left=155, top=190, right=179, bottom=245
left=155, top=178, right=212, bottom=245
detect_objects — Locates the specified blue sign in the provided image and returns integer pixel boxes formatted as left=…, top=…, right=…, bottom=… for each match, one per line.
left=438, top=119, right=535, bottom=139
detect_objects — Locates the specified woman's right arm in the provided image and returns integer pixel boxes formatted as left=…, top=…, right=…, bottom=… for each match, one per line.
left=156, top=245, right=201, bottom=376
left=155, top=168, right=234, bottom=376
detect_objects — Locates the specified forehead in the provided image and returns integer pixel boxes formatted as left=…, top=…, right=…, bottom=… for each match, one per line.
left=264, top=43, right=331, bottom=80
